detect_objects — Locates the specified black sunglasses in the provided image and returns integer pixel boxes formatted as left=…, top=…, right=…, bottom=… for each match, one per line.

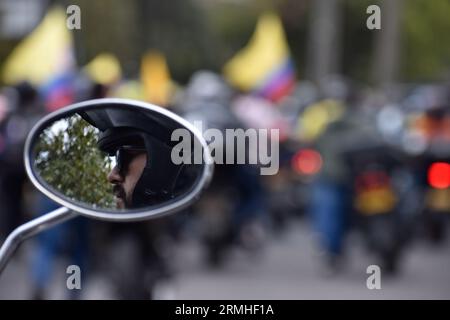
left=115, top=145, right=146, bottom=175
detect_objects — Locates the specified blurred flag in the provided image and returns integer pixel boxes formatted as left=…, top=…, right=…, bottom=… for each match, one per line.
left=223, top=12, right=295, bottom=103
left=109, top=80, right=145, bottom=101
left=41, top=72, right=76, bottom=112
left=2, top=7, right=75, bottom=87
left=84, top=53, right=122, bottom=85
left=297, top=99, right=345, bottom=141
left=140, top=51, right=172, bottom=107
left=232, top=95, right=290, bottom=141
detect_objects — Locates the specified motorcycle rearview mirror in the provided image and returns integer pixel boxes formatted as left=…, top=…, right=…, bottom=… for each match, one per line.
left=0, top=98, right=213, bottom=275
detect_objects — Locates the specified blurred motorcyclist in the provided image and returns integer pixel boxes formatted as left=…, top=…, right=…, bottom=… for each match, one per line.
left=0, top=82, right=44, bottom=238
left=178, top=71, right=268, bottom=267
left=416, top=103, right=450, bottom=244
left=306, top=77, right=360, bottom=274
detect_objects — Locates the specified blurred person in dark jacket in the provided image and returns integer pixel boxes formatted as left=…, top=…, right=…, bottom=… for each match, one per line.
left=309, top=115, right=353, bottom=274
left=0, top=82, right=44, bottom=238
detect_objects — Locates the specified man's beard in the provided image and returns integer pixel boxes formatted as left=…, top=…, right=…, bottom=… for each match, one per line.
left=113, top=185, right=129, bottom=209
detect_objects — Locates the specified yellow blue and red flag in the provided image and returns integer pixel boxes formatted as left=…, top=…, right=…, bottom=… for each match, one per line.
left=2, top=7, right=75, bottom=88
left=140, top=50, right=173, bottom=107
left=223, top=12, right=295, bottom=103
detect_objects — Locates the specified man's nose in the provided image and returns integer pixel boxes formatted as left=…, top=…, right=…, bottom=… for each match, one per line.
left=107, top=165, right=123, bottom=184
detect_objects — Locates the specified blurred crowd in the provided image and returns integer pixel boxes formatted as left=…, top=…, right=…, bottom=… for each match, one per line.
left=0, top=1, right=449, bottom=299
left=0, top=66, right=449, bottom=299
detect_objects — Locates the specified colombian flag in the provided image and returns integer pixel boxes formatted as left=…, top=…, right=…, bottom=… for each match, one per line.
left=41, top=72, right=76, bottom=112
left=2, top=7, right=76, bottom=87
left=223, top=12, right=295, bottom=103
left=84, top=53, right=122, bottom=86
left=140, top=50, right=173, bottom=107
left=1, top=7, right=77, bottom=111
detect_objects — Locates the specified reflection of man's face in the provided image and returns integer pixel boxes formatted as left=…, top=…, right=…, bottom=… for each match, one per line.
left=107, top=151, right=147, bottom=209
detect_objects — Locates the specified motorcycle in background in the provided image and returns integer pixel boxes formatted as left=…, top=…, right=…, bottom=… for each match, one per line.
left=346, top=145, right=412, bottom=274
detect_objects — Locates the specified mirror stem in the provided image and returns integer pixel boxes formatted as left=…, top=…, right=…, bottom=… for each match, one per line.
left=0, top=207, right=77, bottom=276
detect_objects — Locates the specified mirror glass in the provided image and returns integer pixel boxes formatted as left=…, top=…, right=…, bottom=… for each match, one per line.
left=28, top=99, right=212, bottom=218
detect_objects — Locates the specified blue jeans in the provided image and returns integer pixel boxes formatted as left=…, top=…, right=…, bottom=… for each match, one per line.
left=309, top=178, right=349, bottom=255
left=31, top=195, right=89, bottom=297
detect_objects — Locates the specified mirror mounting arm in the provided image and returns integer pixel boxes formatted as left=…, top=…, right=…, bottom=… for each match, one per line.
left=0, top=207, right=77, bottom=276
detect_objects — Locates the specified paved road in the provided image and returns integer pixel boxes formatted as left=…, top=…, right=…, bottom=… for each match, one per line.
left=165, top=221, right=450, bottom=299
left=1, top=220, right=449, bottom=299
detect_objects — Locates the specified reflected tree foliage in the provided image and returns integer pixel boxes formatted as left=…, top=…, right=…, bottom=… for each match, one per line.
left=34, top=114, right=115, bottom=209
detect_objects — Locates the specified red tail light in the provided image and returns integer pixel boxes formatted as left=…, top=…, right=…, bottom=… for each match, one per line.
left=355, top=171, right=390, bottom=192
left=428, top=162, right=450, bottom=189
left=292, top=149, right=322, bottom=176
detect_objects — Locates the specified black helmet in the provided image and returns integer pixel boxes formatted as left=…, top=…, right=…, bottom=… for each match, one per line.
left=79, top=105, right=193, bottom=208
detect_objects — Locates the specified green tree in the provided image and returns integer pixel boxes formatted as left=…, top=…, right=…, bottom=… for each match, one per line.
left=34, top=114, right=115, bottom=209
left=402, top=0, right=450, bottom=81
